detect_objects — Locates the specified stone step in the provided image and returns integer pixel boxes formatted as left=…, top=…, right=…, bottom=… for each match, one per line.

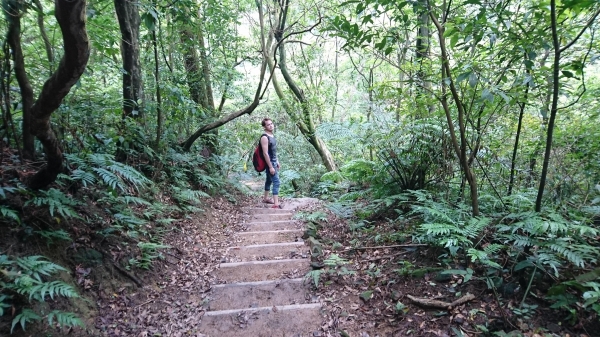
left=234, top=229, right=304, bottom=245
left=199, top=303, right=322, bottom=337
left=205, top=278, right=313, bottom=311
left=242, top=220, right=302, bottom=231
left=215, top=259, right=309, bottom=283
left=243, top=207, right=292, bottom=214
left=247, top=213, right=294, bottom=222
left=226, top=242, right=308, bottom=261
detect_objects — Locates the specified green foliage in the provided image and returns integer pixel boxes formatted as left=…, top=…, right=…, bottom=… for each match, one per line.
left=320, top=171, right=344, bottom=183
left=25, top=189, right=81, bottom=220
left=171, top=187, right=209, bottom=206
left=129, top=242, right=170, bottom=270
left=34, top=229, right=72, bottom=245
left=0, top=255, right=81, bottom=333
left=412, top=192, right=496, bottom=261
left=65, top=153, right=152, bottom=193
left=0, top=205, right=21, bottom=224
left=304, top=254, right=355, bottom=288
left=340, top=159, right=375, bottom=184
left=294, top=211, right=327, bottom=222
left=498, top=210, right=599, bottom=274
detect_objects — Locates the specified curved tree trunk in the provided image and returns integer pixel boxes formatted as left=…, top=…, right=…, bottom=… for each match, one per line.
left=180, top=58, right=269, bottom=151
left=5, top=0, right=35, bottom=159
left=27, top=0, right=90, bottom=189
left=179, top=5, right=274, bottom=152
left=266, top=0, right=337, bottom=171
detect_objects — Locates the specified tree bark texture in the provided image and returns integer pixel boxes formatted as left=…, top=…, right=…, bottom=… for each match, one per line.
left=197, top=27, right=215, bottom=112
left=33, top=0, right=54, bottom=73
left=114, top=0, right=142, bottom=118
left=27, top=0, right=90, bottom=189
left=5, top=0, right=35, bottom=159
left=180, top=28, right=206, bottom=107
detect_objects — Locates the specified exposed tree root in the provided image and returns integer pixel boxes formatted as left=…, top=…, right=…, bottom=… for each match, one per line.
left=406, top=293, right=475, bottom=310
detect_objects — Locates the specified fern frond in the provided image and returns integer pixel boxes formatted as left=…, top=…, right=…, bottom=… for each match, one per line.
left=118, top=196, right=152, bottom=206
left=26, top=188, right=80, bottom=219
left=106, top=161, right=151, bottom=190
left=29, top=280, right=79, bottom=301
left=412, top=205, right=456, bottom=224
left=93, top=167, right=125, bottom=192
left=324, top=254, right=349, bottom=267
left=47, top=310, right=84, bottom=329
left=114, top=213, right=147, bottom=227
left=11, top=308, right=41, bottom=333
left=467, top=248, right=502, bottom=269
left=1, top=206, right=21, bottom=224
left=0, top=185, right=20, bottom=199
left=173, top=188, right=209, bottom=204
left=71, top=169, right=96, bottom=187
left=64, top=153, right=89, bottom=168
left=482, top=243, right=505, bottom=255
left=305, top=269, right=323, bottom=288
left=506, top=234, right=536, bottom=247
left=339, top=191, right=365, bottom=201
left=15, top=256, right=68, bottom=282
left=420, top=222, right=456, bottom=236
left=463, top=216, right=492, bottom=239
left=546, top=241, right=588, bottom=268
left=0, top=294, right=11, bottom=316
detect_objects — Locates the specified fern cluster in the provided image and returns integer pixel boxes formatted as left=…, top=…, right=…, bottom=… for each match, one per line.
left=498, top=210, right=599, bottom=274
left=64, top=153, right=152, bottom=193
left=0, top=255, right=83, bottom=333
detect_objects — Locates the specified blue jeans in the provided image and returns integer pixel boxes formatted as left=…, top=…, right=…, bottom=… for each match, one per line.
left=264, top=162, right=280, bottom=195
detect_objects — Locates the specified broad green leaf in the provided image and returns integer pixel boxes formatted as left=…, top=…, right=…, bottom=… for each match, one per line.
left=360, top=290, right=373, bottom=301
left=457, top=72, right=471, bottom=83
left=468, top=73, right=478, bottom=87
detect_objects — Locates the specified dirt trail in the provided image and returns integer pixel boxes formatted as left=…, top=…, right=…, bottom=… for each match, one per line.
left=89, top=180, right=323, bottom=337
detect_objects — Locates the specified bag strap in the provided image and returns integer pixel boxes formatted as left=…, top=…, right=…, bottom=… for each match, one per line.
left=258, top=133, right=268, bottom=145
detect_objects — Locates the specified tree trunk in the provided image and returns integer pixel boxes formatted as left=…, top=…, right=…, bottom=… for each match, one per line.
left=268, top=0, right=337, bottom=171
left=5, top=0, right=35, bottom=159
left=180, top=28, right=206, bottom=107
left=535, top=0, right=560, bottom=212
left=33, top=0, right=54, bottom=74
left=415, top=0, right=432, bottom=115
left=430, top=9, right=479, bottom=216
left=27, top=0, right=90, bottom=189
left=114, top=0, right=142, bottom=118
left=534, top=1, right=600, bottom=211
left=152, top=28, right=163, bottom=148
left=198, top=27, right=215, bottom=112
left=508, top=65, right=530, bottom=196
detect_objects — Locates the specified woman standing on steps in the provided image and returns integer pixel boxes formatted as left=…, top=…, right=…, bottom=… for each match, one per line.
left=260, top=118, right=282, bottom=209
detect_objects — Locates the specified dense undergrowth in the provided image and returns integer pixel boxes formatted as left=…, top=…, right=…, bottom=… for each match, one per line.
left=0, top=141, right=245, bottom=335
left=300, top=117, right=600, bottom=333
